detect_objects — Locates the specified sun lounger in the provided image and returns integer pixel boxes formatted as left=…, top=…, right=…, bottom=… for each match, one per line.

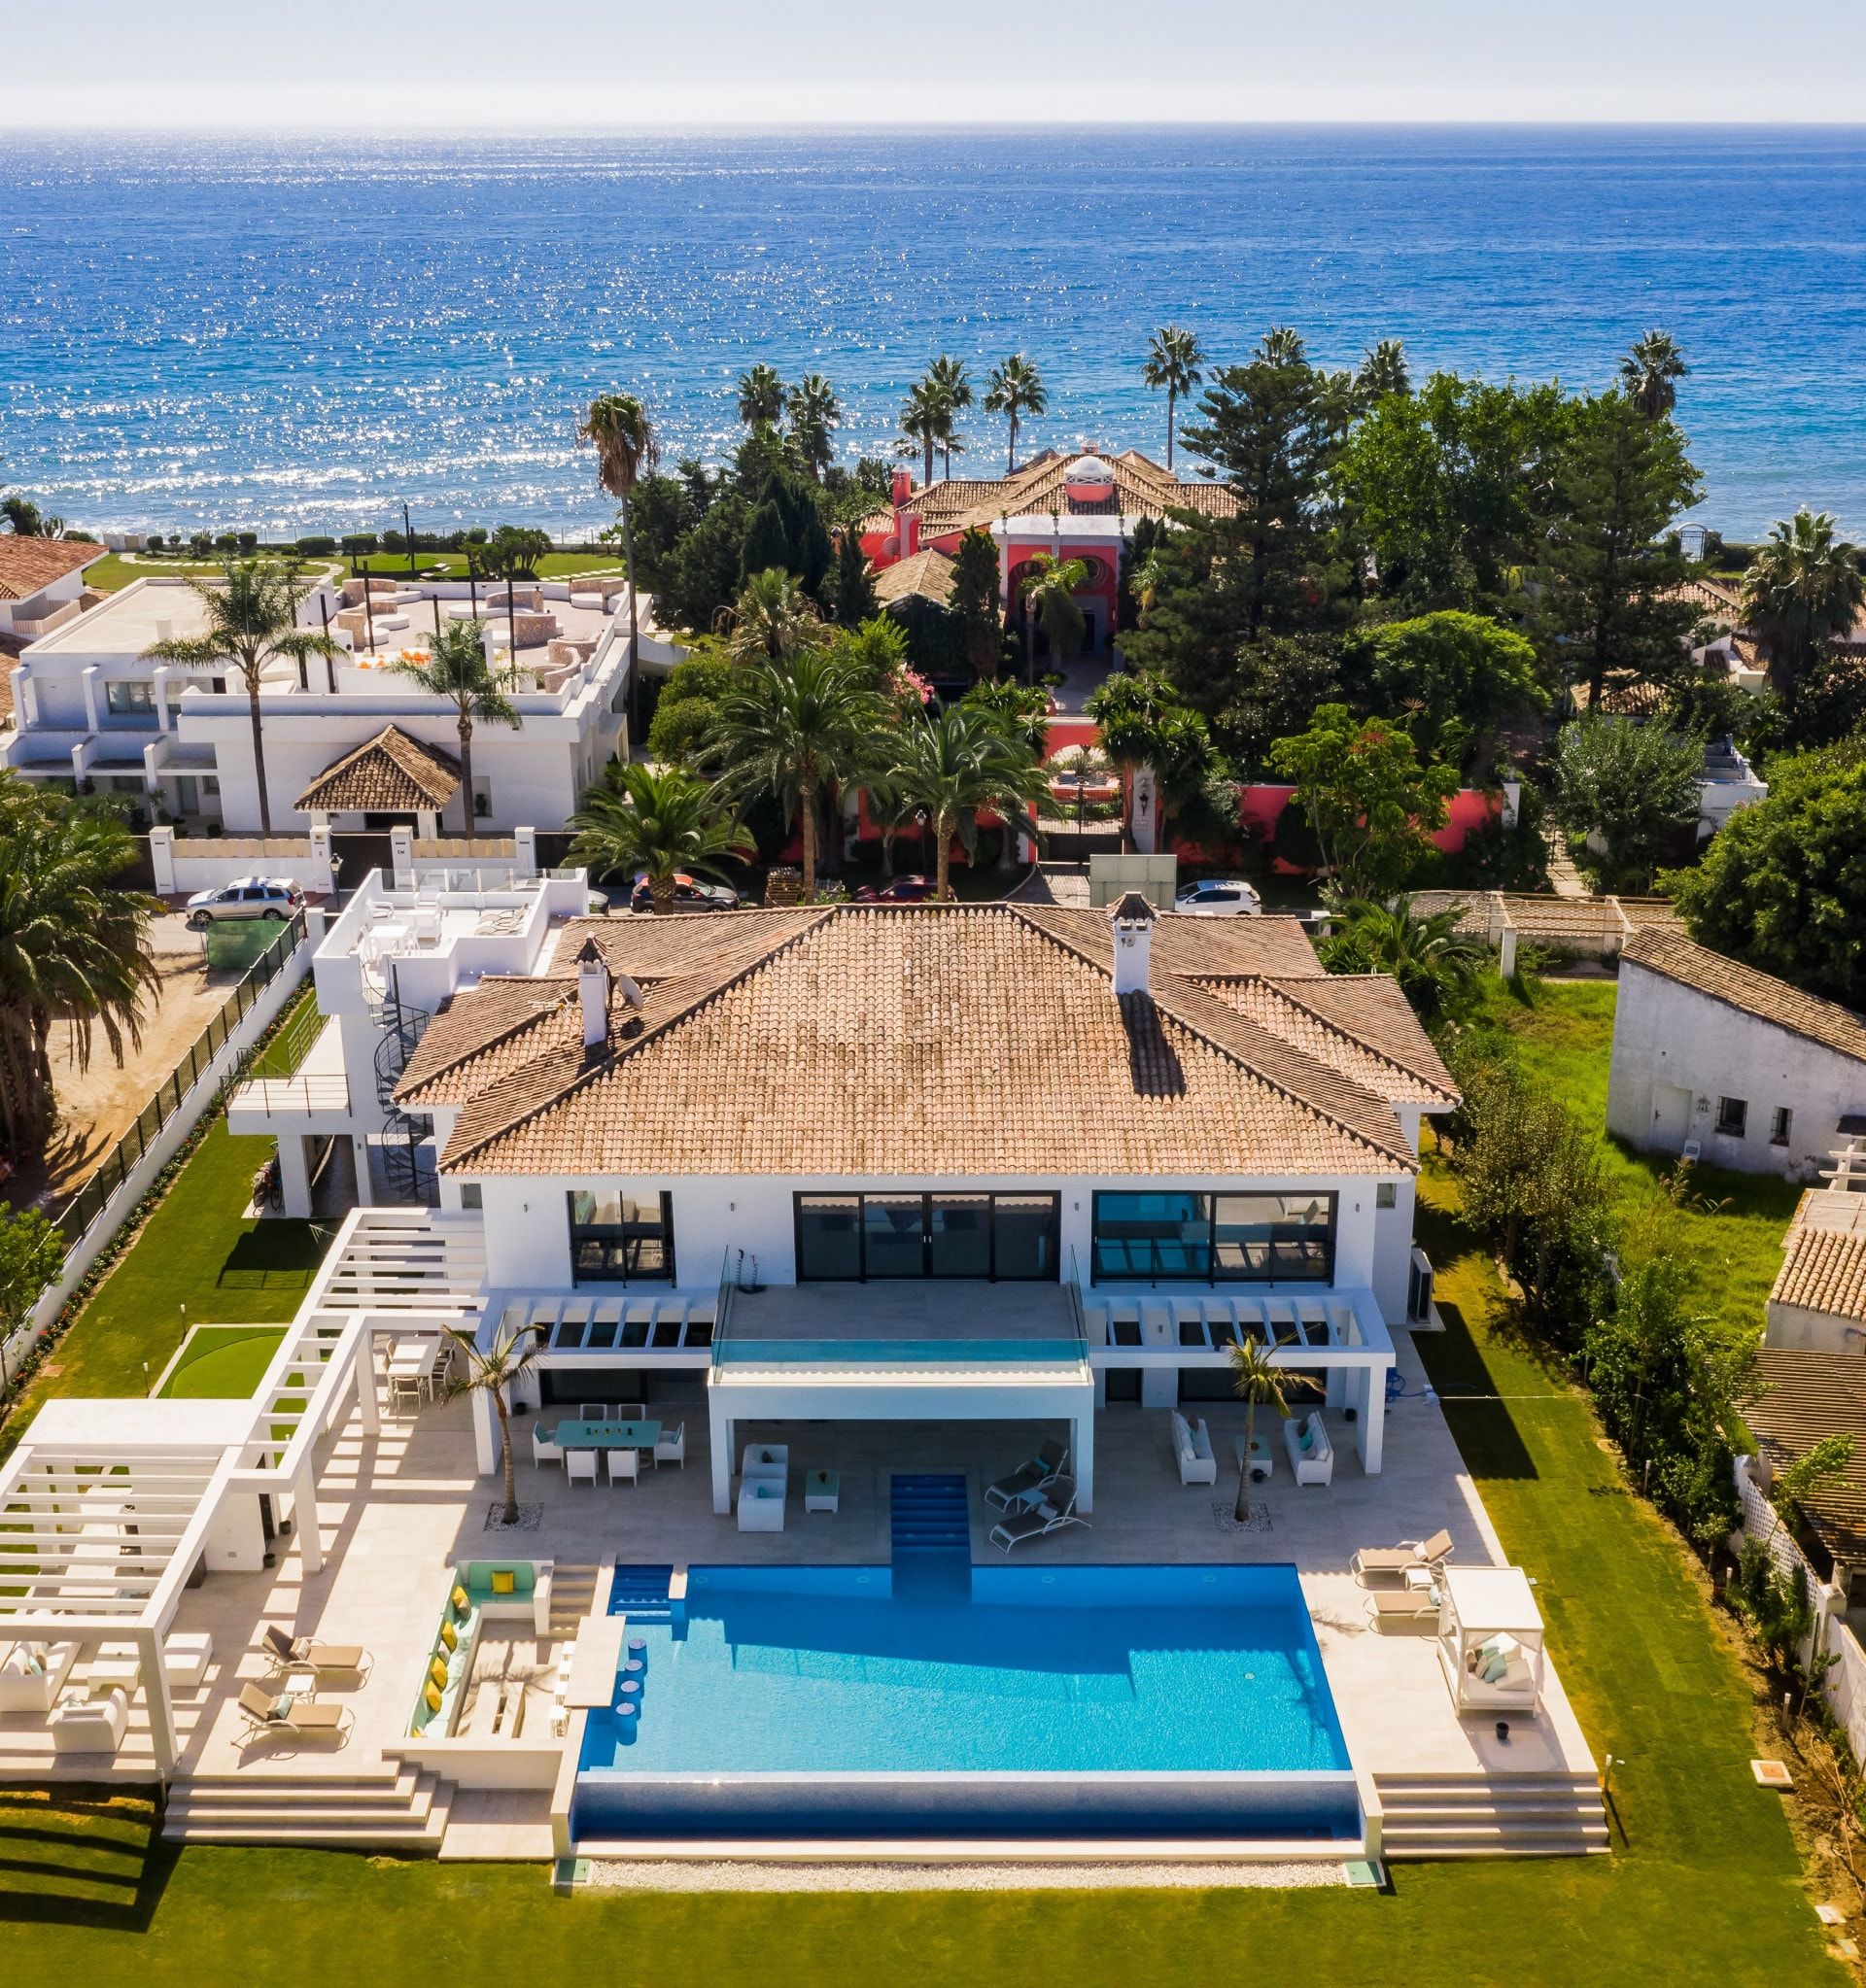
left=1367, top=1584, right=1443, bottom=1626
left=984, top=1436, right=1068, bottom=1512
left=236, top=1682, right=352, bottom=1741
left=1352, top=1527, right=1454, bottom=1584
left=261, top=1624, right=368, bottom=1675
left=988, top=1476, right=1088, bottom=1552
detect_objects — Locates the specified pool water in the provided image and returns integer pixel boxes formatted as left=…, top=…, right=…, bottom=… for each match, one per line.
left=575, top=1564, right=1353, bottom=1841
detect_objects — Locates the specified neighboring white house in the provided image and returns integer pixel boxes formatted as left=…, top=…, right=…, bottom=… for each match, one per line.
left=0, top=571, right=672, bottom=832
left=0, top=536, right=108, bottom=648
left=1607, top=928, right=1866, bottom=1179
left=392, top=896, right=1459, bottom=1510
left=1765, top=1159, right=1866, bottom=1354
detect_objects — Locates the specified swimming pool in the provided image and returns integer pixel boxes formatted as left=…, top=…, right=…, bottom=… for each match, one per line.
left=574, top=1562, right=1359, bottom=1843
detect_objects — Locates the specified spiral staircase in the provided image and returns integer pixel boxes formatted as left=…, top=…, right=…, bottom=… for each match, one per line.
left=365, top=975, right=437, bottom=1204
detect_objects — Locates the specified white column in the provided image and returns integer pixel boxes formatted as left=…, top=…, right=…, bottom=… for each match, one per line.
left=294, top=1460, right=324, bottom=1574
left=1073, top=1408, right=1095, bottom=1515
left=81, top=664, right=100, bottom=733
left=352, top=1136, right=376, bottom=1208
left=149, top=825, right=177, bottom=895
left=514, top=826, right=537, bottom=878
left=472, top=1385, right=498, bottom=1475
left=391, top=823, right=416, bottom=885
left=139, top=1627, right=177, bottom=1780
left=275, top=1135, right=312, bottom=1217
left=356, top=1328, right=380, bottom=1436
left=154, top=664, right=175, bottom=732
left=709, top=1404, right=734, bottom=1516
left=1357, top=1363, right=1386, bottom=1475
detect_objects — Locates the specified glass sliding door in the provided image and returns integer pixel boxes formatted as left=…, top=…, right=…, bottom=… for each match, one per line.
left=1092, top=1190, right=1334, bottom=1285
left=792, top=1191, right=1060, bottom=1281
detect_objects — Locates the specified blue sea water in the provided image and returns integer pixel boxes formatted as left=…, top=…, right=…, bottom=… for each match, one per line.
left=578, top=1562, right=1348, bottom=1777
left=4, top=125, right=1866, bottom=538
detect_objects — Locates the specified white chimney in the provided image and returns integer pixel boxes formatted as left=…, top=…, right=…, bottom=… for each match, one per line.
left=1110, top=891, right=1156, bottom=998
left=575, top=938, right=611, bottom=1050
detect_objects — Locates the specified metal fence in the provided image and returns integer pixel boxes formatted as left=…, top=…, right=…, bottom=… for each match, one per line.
left=49, top=910, right=309, bottom=1249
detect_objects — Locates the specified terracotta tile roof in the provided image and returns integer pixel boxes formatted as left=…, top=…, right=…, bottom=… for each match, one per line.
left=0, top=535, right=104, bottom=602
left=1621, top=929, right=1866, bottom=1068
left=872, top=547, right=957, bottom=608
left=1196, top=975, right=1458, bottom=1106
left=1745, top=1348, right=1866, bottom=1570
left=295, top=725, right=461, bottom=814
left=898, top=449, right=1238, bottom=537
left=1771, top=1220, right=1866, bottom=1325
left=419, top=903, right=1446, bottom=1180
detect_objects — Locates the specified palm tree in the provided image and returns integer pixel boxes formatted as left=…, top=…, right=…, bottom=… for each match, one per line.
left=1018, top=551, right=1088, bottom=679
left=1620, top=330, right=1687, bottom=421
left=1142, top=326, right=1205, bottom=470
left=928, top=356, right=973, bottom=477
left=0, top=777, right=160, bottom=1163
left=570, top=762, right=752, bottom=914
left=786, top=374, right=842, bottom=480
left=141, top=558, right=339, bottom=835
left=722, top=566, right=821, bottom=665
left=886, top=704, right=1051, bottom=899
left=710, top=648, right=886, bottom=900
left=1319, top=896, right=1488, bottom=1020
left=1356, top=338, right=1411, bottom=405
left=984, top=354, right=1047, bottom=474
left=736, top=364, right=786, bottom=430
left=1741, top=508, right=1866, bottom=696
left=1257, top=326, right=1307, bottom=366
left=899, top=378, right=950, bottom=490
left=576, top=391, right=658, bottom=687
left=1227, top=1337, right=1318, bottom=1522
left=440, top=1320, right=540, bottom=1528
left=394, top=621, right=521, bottom=835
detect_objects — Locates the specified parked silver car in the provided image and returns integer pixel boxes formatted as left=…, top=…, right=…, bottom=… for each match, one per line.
left=1173, top=877, right=1262, bottom=917
left=185, top=876, right=305, bottom=928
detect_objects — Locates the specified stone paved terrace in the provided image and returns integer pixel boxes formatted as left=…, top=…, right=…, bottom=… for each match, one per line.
left=0, top=1326, right=1592, bottom=1798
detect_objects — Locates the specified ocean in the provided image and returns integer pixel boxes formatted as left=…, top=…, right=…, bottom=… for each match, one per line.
left=3, top=125, right=1864, bottom=540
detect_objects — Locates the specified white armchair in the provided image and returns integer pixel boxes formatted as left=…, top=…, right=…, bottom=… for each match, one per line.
left=531, top=1421, right=563, bottom=1469
left=606, top=1448, right=639, bottom=1487
left=566, top=1450, right=599, bottom=1488
left=1171, top=1412, right=1218, bottom=1487
left=654, top=1423, right=685, bottom=1469
left=737, top=1478, right=786, bottom=1532
left=742, top=1443, right=787, bottom=1486
left=1285, top=1412, right=1334, bottom=1486
left=0, top=1639, right=78, bottom=1712
left=50, top=1687, right=127, bottom=1756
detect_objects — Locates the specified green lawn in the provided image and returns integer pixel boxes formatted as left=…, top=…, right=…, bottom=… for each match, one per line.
left=346, top=550, right=624, bottom=581
left=2, top=1155, right=1842, bottom=1984
left=1480, top=977, right=1801, bottom=1346
left=156, top=1324, right=288, bottom=1400
left=0, top=1120, right=327, bottom=1457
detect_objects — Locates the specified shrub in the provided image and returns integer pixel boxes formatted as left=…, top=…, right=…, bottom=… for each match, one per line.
left=146, top=533, right=164, bottom=551
left=235, top=531, right=259, bottom=553
left=294, top=534, right=337, bottom=557
left=214, top=532, right=238, bottom=552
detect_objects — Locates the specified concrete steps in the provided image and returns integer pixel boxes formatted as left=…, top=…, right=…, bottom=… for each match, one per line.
left=162, top=1766, right=455, bottom=1850
left=1373, top=1770, right=1608, bottom=1860
left=549, top=1561, right=602, bottom=1636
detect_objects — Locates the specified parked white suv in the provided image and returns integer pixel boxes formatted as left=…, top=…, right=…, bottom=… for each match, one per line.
left=1173, top=877, right=1262, bottom=917
left=184, top=877, right=305, bottom=928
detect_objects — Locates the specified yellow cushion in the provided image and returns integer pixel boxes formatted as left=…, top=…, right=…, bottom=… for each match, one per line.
left=423, top=1683, right=443, bottom=1715
left=438, top=1621, right=458, bottom=1652
left=451, top=1585, right=469, bottom=1615
left=491, top=1569, right=516, bottom=1596
left=428, top=1656, right=450, bottom=1689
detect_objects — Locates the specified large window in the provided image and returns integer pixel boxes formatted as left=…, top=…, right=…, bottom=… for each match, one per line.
left=1091, top=1190, right=1334, bottom=1286
left=794, top=1192, right=1059, bottom=1282
left=568, top=1189, right=674, bottom=1285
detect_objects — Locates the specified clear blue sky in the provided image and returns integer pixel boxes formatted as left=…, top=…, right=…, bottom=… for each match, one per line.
left=15, top=1, right=1866, bottom=126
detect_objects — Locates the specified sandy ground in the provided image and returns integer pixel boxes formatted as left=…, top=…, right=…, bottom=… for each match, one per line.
left=28, top=912, right=245, bottom=1206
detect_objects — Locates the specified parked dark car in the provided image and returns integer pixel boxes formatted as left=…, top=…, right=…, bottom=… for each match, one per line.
left=851, top=874, right=940, bottom=905
left=629, top=872, right=741, bottom=914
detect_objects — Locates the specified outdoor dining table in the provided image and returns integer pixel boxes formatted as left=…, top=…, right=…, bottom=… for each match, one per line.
left=552, top=1419, right=662, bottom=1456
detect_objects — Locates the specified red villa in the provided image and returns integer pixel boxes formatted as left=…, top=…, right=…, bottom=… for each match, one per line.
left=862, top=448, right=1237, bottom=657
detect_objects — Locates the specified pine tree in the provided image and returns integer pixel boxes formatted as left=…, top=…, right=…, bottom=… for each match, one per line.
left=740, top=497, right=793, bottom=585
left=830, top=527, right=878, bottom=625
left=950, top=528, right=1003, bottom=679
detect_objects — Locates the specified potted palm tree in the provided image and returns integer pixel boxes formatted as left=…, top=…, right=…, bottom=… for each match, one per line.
left=394, top=620, right=520, bottom=834
left=570, top=763, right=751, bottom=915
left=441, top=1320, right=540, bottom=1529
left=1227, top=1337, right=1319, bottom=1524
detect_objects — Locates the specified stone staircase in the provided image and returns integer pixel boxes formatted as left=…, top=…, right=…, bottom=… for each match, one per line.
left=1372, top=1769, right=1608, bottom=1859
left=162, top=1765, right=455, bottom=1850
left=549, top=1561, right=602, bottom=1636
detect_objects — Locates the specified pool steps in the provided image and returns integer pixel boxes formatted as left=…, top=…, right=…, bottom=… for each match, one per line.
left=889, top=1474, right=973, bottom=1597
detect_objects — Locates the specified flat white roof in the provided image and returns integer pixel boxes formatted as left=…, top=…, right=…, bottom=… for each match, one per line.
left=25, top=578, right=213, bottom=659
left=21, top=1395, right=258, bottom=1452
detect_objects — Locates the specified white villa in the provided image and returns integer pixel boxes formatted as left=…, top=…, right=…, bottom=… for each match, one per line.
left=0, top=895, right=1607, bottom=1865
left=0, top=569, right=666, bottom=833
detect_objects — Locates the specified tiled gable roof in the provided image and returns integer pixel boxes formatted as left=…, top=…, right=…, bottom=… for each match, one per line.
left=1621, top=929, right=1866, bottom=1068
left=1772, top=1221, right=1866, bottom=1325
left=898, top=449, right=1239, bottom=537
left=296, top=725, right=461, bottom=814
left=0, top=536, right=104, bottom=601
left=416, top=903, right=1450, bottom=1181
left=873, top=547, right=957, bottom=608
left=1195, top=975, right=1458, bottom=1106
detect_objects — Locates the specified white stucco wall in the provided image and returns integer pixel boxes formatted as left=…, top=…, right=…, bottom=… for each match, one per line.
left=1607, top=961, right=1866, bottom=1179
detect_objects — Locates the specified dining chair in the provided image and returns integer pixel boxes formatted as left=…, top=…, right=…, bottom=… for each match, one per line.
left=577, top=1402, right=606, bottom=1422
left=566, top=1451, right=599, bottom=1489
left=653, top=1423, right=685, bottom=1469
left=605, top=1448, right=639, bottom=1488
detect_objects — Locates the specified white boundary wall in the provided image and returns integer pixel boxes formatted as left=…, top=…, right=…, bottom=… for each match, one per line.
left=0, top=936, right=311, bottom=1384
